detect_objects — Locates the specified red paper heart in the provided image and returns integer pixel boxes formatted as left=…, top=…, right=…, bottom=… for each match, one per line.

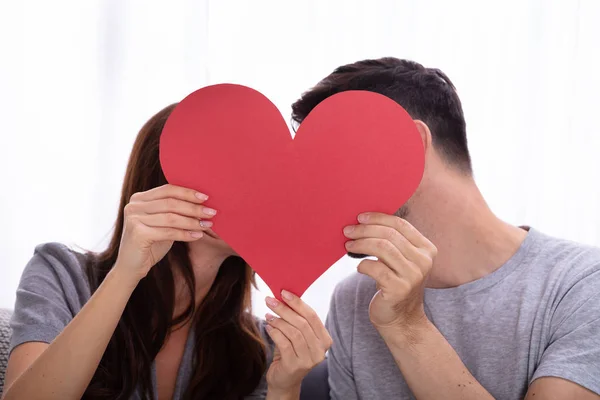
left=160, top=84, right=424, bottom=298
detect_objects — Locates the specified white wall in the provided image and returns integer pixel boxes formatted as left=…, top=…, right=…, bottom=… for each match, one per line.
left=1, top=0, right=599, bottom=321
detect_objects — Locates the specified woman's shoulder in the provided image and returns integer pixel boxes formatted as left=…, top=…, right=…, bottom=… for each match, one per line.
left=31, top=241, right=89, bottom=269
left=16, top=242, right=92, bottom=312
left=10, top=243, right=92, bottom=351
left=23, top=242, right=91, bottom=291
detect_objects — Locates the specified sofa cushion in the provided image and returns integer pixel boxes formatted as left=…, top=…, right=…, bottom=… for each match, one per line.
left=300, top=359, right=329, bottom=399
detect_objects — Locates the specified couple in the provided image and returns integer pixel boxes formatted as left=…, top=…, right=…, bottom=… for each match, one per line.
left=4, top=58, right=600, bottom=400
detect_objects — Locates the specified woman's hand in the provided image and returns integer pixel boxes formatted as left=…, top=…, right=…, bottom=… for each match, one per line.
left=264, top=291, right=333, bottom=399
left=114, top=184, right=217, bottom=282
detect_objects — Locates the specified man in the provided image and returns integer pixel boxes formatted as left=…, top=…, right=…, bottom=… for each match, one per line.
left=292, top=58, right=600, bottom=399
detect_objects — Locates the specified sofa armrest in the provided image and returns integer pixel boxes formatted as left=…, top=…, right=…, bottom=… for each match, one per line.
left=0, top=309, right=13, bottom=396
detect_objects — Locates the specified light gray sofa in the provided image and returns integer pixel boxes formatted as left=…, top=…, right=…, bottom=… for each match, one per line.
left=0, top=309, right=329, bottom=399
left=0, top=309, right=11, bottom=395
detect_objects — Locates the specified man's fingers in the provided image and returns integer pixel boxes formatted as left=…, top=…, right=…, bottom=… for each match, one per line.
left=130, top=184, right=208, bottom=204
left=357, top=212, right=434, bottom=250
left=345, top=237, right=409, bottom=271
left=344, top=224, right=424, bottom=264
left=357, top=259, right=409, bottom=294
left=357, top=259, right=425, bottom=299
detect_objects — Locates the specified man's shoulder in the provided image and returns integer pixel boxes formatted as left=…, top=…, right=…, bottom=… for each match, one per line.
left=332, top=271, right=377, bottom=310
left=327, top=272, right=377, bottom=343
left=533, top=229, right=600, bottom=285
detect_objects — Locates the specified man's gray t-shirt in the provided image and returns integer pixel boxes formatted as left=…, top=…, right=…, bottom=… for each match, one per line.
left=9, top=242, right=271, bottom=400
left=327, top=228, right=600, bottom=399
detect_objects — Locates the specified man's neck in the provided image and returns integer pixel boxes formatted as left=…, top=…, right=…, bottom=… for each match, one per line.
left=407, top=173, right=527, bottom=289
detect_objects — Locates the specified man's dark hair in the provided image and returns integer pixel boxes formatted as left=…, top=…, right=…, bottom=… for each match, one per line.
left=292, top=57, right=472, bottom=173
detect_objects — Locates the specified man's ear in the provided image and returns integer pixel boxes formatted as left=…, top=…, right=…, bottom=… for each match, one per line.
left=413, top=120, right=432, bottom=154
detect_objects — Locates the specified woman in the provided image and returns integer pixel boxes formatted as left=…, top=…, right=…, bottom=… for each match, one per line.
left=3, top=104, right=332, bottom=400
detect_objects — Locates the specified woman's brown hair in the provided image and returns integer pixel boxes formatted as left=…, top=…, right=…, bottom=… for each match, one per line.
left=83, top=104, right=267, bottom=399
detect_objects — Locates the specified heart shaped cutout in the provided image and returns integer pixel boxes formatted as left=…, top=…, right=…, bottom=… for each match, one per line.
left=160, top=84, right=424, bottom=298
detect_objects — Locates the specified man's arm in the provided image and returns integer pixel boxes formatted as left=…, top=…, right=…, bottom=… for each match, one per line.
left=525, top=266, right=600, bottom=399
left=344, top=212, right=493, bottom=398
left=526, top=377, right=599, bottom=399
left=380, top=320, right=599, bottom=400
left=378, top=319, right=493, bottom=399
left=343, top=212, right=600, bottom=400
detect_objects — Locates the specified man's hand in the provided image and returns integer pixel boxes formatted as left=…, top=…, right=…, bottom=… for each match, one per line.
left=343, top=212, right=496, bottom=400
left=343, top=212, right=437, bottom=333
left=343, top=212, right=600, bottom=400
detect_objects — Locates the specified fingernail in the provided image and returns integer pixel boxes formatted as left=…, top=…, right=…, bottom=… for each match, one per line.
left=195, top=192, right=208, bottom=201
left=190, top=231, right=203, bottom=238
left=265, top=297, right=279, bottom=308
left=200, top=220, right=213, bottom=228
left=265, top=324, right=273, bottom=332
left=343, top=226, right=355, bottom=235
left=203, top=207, right=217, bottom=216
left=345, top=240, right=354, bottom=249
left=281, top=290, right=294, bottom=301
left=265, top=313, right=276, bottom=322
left=358, top=213, right=369, bottom=223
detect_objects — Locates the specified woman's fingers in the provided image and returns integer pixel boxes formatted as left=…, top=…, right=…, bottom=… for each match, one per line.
left=124, top=186, right=217, bottom=236
left=134, top=223, right=203, bottom=242
left=265, top=295, right=331, bottom=363
left=131, top=184, right=208, bottom=204
left=265, top=314, right=309, bottom=359
left=279, top=291, right=332, bottom=348
left=128, top=198, right=217, bottom=220
left=265, top=297, right=318, bottom=344
left=137, top=213, right=212, bottom=231
left=265, top=325, right=296, bottom=360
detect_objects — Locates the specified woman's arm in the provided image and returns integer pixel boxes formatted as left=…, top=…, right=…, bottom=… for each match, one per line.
left=3, top=184, right=213, bottom=400
left=3, top=266, right=138, bottom=400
